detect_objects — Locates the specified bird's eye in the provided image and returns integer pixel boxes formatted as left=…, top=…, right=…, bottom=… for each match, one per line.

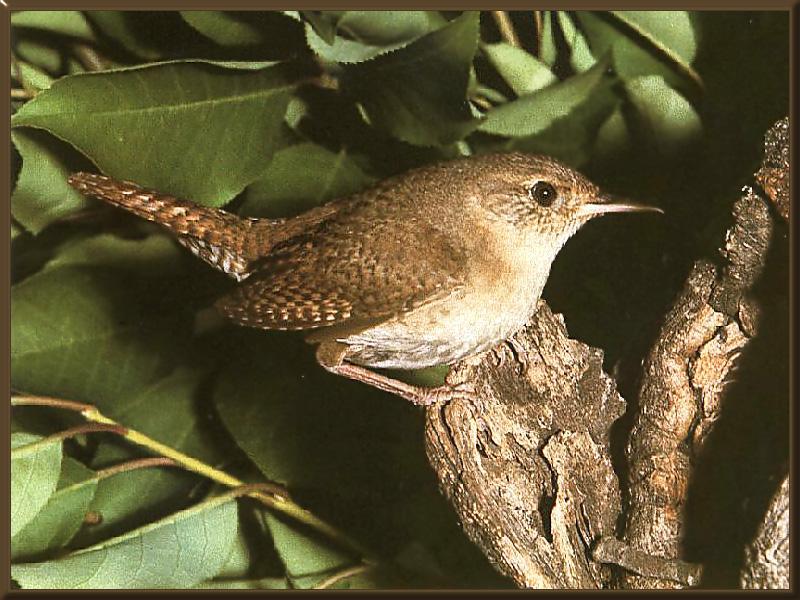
left=529, top=181, right=557, bottom=207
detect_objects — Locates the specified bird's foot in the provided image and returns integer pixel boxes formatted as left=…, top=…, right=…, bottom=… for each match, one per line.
left=408, top=381, right=479, bottom=406
left=316, top=341, right=478, bottom=406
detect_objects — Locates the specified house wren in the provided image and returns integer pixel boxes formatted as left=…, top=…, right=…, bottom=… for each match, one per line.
left=68, top=153, right=661, bottom=405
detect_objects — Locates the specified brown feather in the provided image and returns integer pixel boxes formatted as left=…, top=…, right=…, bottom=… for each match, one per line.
left=68, top=173, right=344, bottom=281
left=215, top=187, right=469, bottom=332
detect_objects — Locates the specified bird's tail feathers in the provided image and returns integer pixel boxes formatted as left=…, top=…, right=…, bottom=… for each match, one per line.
left=68, top=172, right=273, bottom=280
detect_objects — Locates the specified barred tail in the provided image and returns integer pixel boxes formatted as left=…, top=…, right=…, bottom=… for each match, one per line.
left=68, top=172, right=266, bottom=281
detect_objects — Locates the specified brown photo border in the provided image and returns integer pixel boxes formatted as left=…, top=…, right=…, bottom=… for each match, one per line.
left=2, top=1, right=797, bottom=597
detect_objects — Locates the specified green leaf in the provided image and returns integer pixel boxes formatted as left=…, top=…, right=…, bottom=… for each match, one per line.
left=213, top=515, right=258, bottom=579
left=12, top=61, right=295, bottom=207
left=69, top=365, right=236, bottom=549
left=301, top=11, right=338, bottom=45
left=12, top=493, right=239, bottom=589
left=479, top=56, right=610, bottom=137
left=11, top=235, right=192, bottom=405
left=481, top=42, right=556, bottom=96
left=306, top=11, right=447, bottom=64
left=107, top=367, right=224, bottom=463
left=391, top=365, right=448, bottom=388
left=575, top=11, right=699, bottom=89
left=180, top=11, right=302, bottom=51
left=12, top=61, right=56, bottom=92
left=12, top=11, right=95, bottom=40
left=594, top=104, right=630, bottom=159
left=305, top=26, right=401, bottom=64
left=181, top=11, right=267, bottom=46
left=505, top=83, right=618, bottom=167
left=556, top=12, right=597, bottom=73
left=262, top=510, right=395, bottom=588
left=12, top=458, right=98, bottom=560
left=82, top=11, right=167, bottom=60
left=196, top=576, right=290, bottom=589
left=342, top=11, right=481, bottom=146
left=14, top=39, right=62, bottom=74
left=263, top=512, right=351, bottom=580
left=240, top=143, right=375, bottom=218
left=539, top=11, right=558, bottom=67
left=79, top=371, right=222, bottom=544
left=623, top=75, right=702, bottom=156
left=72, top=450, right=195, bottom=549
left=44, top=232, right=181, bottom=272
left=338, top=11, right=446, bottom=46
left=12, top=233, right=231, bottom=551
left=11, top=433, right=63, bottom=539
left=213, top=334, right=427, bottom=495
left=10, top=128, right=91, bottom=234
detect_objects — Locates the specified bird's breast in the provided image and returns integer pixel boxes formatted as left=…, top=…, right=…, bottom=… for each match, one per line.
left=338, top=224, right=570, bottom=370
left=340, top=259, right=548, bottom=370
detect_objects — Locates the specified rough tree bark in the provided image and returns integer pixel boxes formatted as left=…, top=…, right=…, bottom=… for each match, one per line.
left=620, top=188, right=771, bottom=589
left=424, top=117, right=787, bottom=589
left=740, top=476, right=789, bottom=589
left=424, top=303, right=625, bottom=589
left=739, top=116, right=790, bottom=591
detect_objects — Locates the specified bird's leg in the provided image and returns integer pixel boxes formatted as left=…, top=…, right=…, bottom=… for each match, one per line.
left=315, top=342, right=477, bottom=406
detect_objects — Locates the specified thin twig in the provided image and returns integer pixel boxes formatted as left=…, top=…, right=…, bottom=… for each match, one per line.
left=312, top=563, right=371, bottom=589
left=72, top=43, right=110, bottom=72
left=44, top=423, right=127, bottom=441
left=532, top=11, right=544, bottom=57
left=12, top=394, right=95, bottom=413
left=492, top=11, right=520, bottom=48
left=11, top=88, right=35, bottom=100
left=95, top=457, right=180, bottom=479
left=11, top=423, right=126, bottom=456
left=11, top=393, right=376, bottom=564
left=471, top=95, right=492, bottom=111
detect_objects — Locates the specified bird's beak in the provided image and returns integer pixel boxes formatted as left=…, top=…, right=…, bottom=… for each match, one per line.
left=578, top=193, right=664, bottom=218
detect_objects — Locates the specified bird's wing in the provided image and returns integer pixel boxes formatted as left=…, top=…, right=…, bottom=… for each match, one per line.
left=214, top=215, right=467, bottom=334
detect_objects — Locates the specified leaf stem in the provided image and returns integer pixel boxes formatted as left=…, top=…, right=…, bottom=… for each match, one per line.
left=532, top=11, right=544, bottom=57
left=72, top=42, right=111, bottom=72
left=11, top=394, right=94, bottom=413
left=312, top=563, right=372, bottom=589
left=11, top=394, right=377, bottom=564
left=95, top=457, right=180, bottom=479
left=492, top=11, right=521, bottom=48
left=11, top=88, right=35, bottom=100
left=470, top=95, right=492, bottom=111
left=46, top=422, right=127, bottom=441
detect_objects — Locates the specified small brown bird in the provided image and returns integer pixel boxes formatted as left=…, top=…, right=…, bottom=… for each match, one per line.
left=68, top=153, right=660, bottom=405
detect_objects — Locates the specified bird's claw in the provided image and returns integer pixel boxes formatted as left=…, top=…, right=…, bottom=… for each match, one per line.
left=411, top=381, right=479, bottom=406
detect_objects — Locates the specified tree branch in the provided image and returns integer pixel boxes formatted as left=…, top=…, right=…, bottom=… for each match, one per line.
left=739, top=475, right=789, bottom=589
left=620, top=121, right=779, bottom=588
left=423, top=117, right=787, bottom=590
left=424, top=302, right=625, bottom=588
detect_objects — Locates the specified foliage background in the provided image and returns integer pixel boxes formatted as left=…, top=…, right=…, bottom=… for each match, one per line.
left=10, top=11, right=789, bottom=589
